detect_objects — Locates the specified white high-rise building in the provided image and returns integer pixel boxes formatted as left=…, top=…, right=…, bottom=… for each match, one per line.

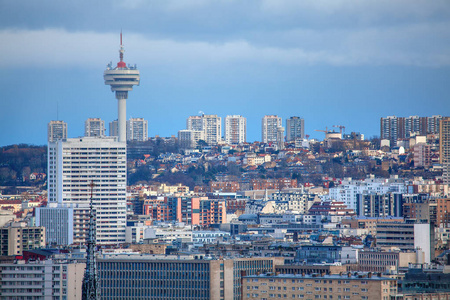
left=187, top=116, right=203, bottom=131
left=47, top=137, right=127, bottom=245
left=85, top=117, right=106, bottom=137
left=225, top=115, right=246, bottom=144
left=286, top=116, right=305, bottom=142
left=127, top=117, right=148, bottom=141
left=262, top=115, right=282, bottom=143
left=202, top=115, right=222, bottom=145
left=48, top=120, right=67, bottom=142
left=178, top=130, right=204, bottom=149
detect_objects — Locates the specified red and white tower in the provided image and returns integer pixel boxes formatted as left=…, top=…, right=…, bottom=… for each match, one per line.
left=104, top=33, right=140, bottom=142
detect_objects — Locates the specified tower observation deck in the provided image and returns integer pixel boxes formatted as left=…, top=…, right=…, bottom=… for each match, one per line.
left=104, top=33, right=140, bottom=142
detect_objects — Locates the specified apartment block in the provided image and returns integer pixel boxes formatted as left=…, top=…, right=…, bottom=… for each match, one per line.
left=440, top=117, right=450, bottom=184
left=0, top=223, right=45, bottom=256
left=225, top=115, right=246, bottom=144
left=127, top=117, right=148, bottom=141
left=0, top=259, right=84, bottom=299
left=47, top=137, right=127, bottom=245
left=47, top=120, right=67, bottom=142
left=178, top=129, right=204, bottom=149
left=241, top=273, right=397, bottom=300
left=262, top=115, right=282, bottom=144
left=84, top=117, right=106, bottom=137
left=286, top=116, right=305, bottom=142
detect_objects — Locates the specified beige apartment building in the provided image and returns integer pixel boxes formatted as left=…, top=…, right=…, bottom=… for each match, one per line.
left=242, top=272, right=397, bottom=300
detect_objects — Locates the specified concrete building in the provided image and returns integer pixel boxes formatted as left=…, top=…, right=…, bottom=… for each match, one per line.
left=97, top=256, right=283, bottom=300
left=0, top=223, right=45, bottom=256
left=109, top=119, right=118, bottom=137
left=202, top=114, right=222, bottom=145
left=286, top=116, right=305, bottom=142
left=381, top=115, right=442, bottom=146
left=242, top=272, right=397, bottom=300
left=262, top=115, right=282, bottom=144
left=187, top=115, right=203, bottom=131
left=225, top=115, right=246, bottom=144
left=126, top=117, right=148, bottom=141
left=48, top=120, right=67, bottom=142
left=356, top=193, right=403, bottom=218
left=84, top=117, right=106, bottom=137
left=0, top=259, right=85, bottom=300
left=47, top=137, right=127, bottom=245
left=35, top=205, right=74, bottom=246
left=440, top=116, right=450, bottom=184
left=178, top=129, right=204, bottom=149
left=413, top=143, right=432, bottom=168
left=358, top=250, right=423, bottom=273
left=375, top=222, right=433, bottom=263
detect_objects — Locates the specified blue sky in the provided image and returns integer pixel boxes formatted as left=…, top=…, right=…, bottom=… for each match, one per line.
left=1, top=0, right=450, bottom=146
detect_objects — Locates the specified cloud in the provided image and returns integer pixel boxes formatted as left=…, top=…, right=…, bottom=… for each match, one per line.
left=0, top=21, right=449, bottom=70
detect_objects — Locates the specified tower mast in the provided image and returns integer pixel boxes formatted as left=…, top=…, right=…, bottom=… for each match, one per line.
left=81, top=181, right=100, bottom=300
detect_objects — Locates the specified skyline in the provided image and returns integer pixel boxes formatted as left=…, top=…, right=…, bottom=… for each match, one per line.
left=1, top=1, right=450, bottom=146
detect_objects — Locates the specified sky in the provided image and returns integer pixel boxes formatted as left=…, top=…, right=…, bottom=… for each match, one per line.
left=1, top=0, right=450, bottom=146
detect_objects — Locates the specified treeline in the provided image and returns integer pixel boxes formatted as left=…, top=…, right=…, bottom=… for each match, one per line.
left=0, top=144, right=47, bottom=186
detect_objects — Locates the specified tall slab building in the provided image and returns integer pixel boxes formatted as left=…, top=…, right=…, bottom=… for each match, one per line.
left=85, top=118, right=106, bottom=137
left=440, top=117, right=450, bottom=184
left=286, top=116, right=305, bottom=142
left=48, top=120, right=67, bottom=142
left=262, top=115, right=283, bottom=144
left=225, top=115, right=246, bottom=144
left=47, top=137, right=127, bottom=245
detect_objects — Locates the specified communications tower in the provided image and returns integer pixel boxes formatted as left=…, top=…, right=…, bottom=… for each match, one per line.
left=104, top=33, right=140, bottom=142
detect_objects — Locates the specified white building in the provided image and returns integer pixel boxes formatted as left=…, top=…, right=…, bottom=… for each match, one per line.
left=225, top=115, right=246, bottom=144
left=178, top=129, right=204, bottom=149
left=326, top=176, right=407, bottom=210
left=0, top=259, right=85, bottom=300
left=48, top=120, right=67, bottom=142
left=127, top=117, right=148, bottom=141
left=202, top=114, right=222, bottom=145
left=84, top=117, right=106, bottom=137
left=262, top=115, right=282, bottom=143
left=47, top=137, right=127, bottom=245
left=186, top=115, right=203, bottom=131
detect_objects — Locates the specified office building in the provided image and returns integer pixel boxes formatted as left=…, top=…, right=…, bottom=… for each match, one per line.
left=241, top=273, right=397, bottom=300
left=36, top=205, right=74, bottom=246
left=47, top=137, right=127, bottom=245
left=225, top=115, right=246, bottom=144
left=440, top=117, right=450, bottom=184
left=178, top=129, right=204, bottom=149
left=0, top=259, right=85, bottom=299
left=262, top=115, right=282, bottom=143
left=48, top=120, right=67, bottom=142
left=286, top=116, right=305, bottom=142
left=375, top=222, right=433, bottom=263
left=104, top=33, right=140, bottom=142
left=127, top=117, right=148, bottom=141
left=85, top=117, right=106, bottom=137
left=97, top=256, right=283, bottom=300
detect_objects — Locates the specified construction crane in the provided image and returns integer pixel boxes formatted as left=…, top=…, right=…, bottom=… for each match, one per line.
left=333, top=125, right=345, bottom=135
left=315, top=127, right=329, bottom=134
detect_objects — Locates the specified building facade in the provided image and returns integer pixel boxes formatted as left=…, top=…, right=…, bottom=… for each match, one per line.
left=241, top=273, right=397, bottom=300
left=440, top=117, right=450, bottom=184
left=48, top=120, right=67, bottom=142
left=47, top=137, right=127, bottom=245
left=0, top=224, right=45, bottom=256
left=225, top=115, right=246, bottom=144
left=85, top=117, right=106, bottom=137
left=262, top=115, right=282, bottom=144
left=126, top=117, right=148, bottom=141
left=97, top=256, right=283, bottom=300
left=286, top=116, right=305, bottom=142
left=178, top=129, right=204, bottom=149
